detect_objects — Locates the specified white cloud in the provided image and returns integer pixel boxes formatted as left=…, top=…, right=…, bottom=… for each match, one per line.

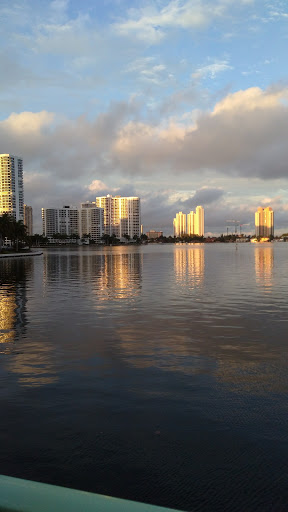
left=113, top=0, right=255, bottom=43
left=192, top=60, right=233, bottom=80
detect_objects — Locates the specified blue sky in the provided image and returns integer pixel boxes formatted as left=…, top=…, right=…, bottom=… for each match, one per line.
left=1, top=0, right=288, bottom=234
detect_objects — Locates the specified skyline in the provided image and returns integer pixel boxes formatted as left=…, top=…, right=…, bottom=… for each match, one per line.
left=1, top=0, right=288, bottom=235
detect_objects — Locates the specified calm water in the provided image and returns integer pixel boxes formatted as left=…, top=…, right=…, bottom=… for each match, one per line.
left=0, top=244, right=287, bottom=511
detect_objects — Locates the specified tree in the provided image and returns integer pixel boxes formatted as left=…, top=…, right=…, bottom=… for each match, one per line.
left=0, top=214, right=27, bottom=252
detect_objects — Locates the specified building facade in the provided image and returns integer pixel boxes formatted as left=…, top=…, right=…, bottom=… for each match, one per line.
left=24, top=205, right=33, bottom=236
left=173, top=206, right=204, bottom=237
left=194, top=206, right=204, bottom=237
left=173, top=212, right=186, bottom=237
left=255, top=207, right=274, bottom=237
left=0, top=154, right=24, bottom=221
left=42, top=206, right=79, bottom=237
left=146, top=230, right=163, bottom=239
left=96, top=195, right=141, bottom=239
left=80, top=202, right=104, bottom=243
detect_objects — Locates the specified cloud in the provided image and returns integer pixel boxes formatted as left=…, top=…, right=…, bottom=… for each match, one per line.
left=113, top=0, right=254, bottom=43
left=1, top=84, right=288, bottom=234
left=192, top=60, right=233, bottom=80
left=113, top=85, right=288, bottom=180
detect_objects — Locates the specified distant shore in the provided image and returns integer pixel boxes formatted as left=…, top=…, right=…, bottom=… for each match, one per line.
left=0, top=250, right=43, bottom=259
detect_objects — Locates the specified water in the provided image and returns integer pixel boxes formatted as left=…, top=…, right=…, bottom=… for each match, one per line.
left=0, top=244, right=287, bottom=511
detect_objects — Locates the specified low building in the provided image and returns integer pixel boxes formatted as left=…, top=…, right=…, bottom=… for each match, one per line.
left=146, top=230, right=163, bottom=239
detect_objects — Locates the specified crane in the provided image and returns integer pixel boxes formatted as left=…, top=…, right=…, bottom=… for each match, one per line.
left=226, top=220, right=241, bottom=235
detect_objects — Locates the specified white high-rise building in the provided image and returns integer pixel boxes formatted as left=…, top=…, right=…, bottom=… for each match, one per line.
left=80, top=202, right=104, bottom=243
left=255, top=207, right=274, bottom=237
left=96, top=195, right=141, bottom=239
left=173, top=212, right=186, bottom=237
left=42, top=206, right=79, bottom=237
left=0, top=154, right=24, bottom=221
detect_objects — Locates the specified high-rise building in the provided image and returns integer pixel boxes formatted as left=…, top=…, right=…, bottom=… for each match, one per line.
left=80, top=202, right=104, bottom=243
left=194, top=206, right=204, bottom=237
left=187, top=211, right=195, bottom=235
left=0, top=154, right=24, bottom=221
left=96, top=195, right=141, bottom=239
left=173, top=206, right=204, bottom=237
left=42, top=206, right=79, bottom=237
left=24, top=205, right=33, bottom=236
left=255, top=207, right=274, bottom=237
left=173, top=212, right=186, bottom=237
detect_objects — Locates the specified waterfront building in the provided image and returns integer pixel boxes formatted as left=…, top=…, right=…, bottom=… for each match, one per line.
left=80, top=202, right=104, bottom=243
left=194, top=206, right=204, bottom=237
left=146, top=230, right=163, bottom=239
left=0, top=154, right=24, bottom=221
left=24, top=205, right=33, bottom=236
left=42, top=206, right=79, bottom=237
left=95, top=195, right=141, bottom=239
left=173, top=212, right=186, bottom=237
left=173, top=206, right=204, bottom=237
left=255, top=207, right=274, bottom=237
left=187, top=211, right=195, bottom=236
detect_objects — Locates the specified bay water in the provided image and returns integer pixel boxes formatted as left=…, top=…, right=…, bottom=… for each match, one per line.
left=0, top=244, right=287, bottom=511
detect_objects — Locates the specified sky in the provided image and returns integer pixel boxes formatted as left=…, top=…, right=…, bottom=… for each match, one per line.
left=1, top=0, right=288, bottom=235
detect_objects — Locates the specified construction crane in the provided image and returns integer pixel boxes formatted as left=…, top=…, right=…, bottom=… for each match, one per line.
left=226, top=220, right=241, bottom=235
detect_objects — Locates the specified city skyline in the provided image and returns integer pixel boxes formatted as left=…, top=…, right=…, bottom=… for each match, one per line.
left=1, top=1, right=288, bottom=235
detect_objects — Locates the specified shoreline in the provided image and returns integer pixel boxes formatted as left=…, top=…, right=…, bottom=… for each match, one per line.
left=0, top=250, right=43, bottom=259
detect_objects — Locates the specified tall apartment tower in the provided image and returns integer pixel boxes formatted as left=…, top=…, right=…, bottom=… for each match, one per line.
left=187, top=211, right=195, bottom=235
left=95, top=195, right=141, bottom=239
left=0, top=154, right=24, bottom=221
left=80, top=202, right=104, bottom=243
left=24, top=205, right=33, bottom=235
left=255, top=207, right=274, bottom=237
left=42, top=206, right=79, bottom=237
left=195, top=206, right=204, bottom=237
left=173, top=212, right=186, bottom=237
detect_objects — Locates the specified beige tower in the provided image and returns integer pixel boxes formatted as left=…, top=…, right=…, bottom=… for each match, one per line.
left=173, top=212, right=186, bottom=236
left=187, top=211, right=195, bottom=235
left=194, top=206, right=204, bottom=237
left=24, top=205, right=33, bottom=235
left=255, top=207, right=274, bottom=237
left=95, top=195, right=141, bottom=239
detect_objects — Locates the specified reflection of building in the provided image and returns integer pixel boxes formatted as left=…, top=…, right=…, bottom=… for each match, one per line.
left=80, top=202, right=104, bottom=243
left=96, top=195, right=141, bottom=239
left=255, top=246, right=274, bottom=287
left=96, top=251, right=142, bottom=300
left=173, top=212, right=186, bottom=236
left=42, top=206, right=79, bottom=237
left=255, top=207, right=274, bottom=237
left=174, top=247, right=205, bottom=288
left=0, top=259, right=30, bottom=345
left=24, top=204, right=33, bottom=235
left=173, top=206, right=204, bottom=236
left=0, top=154, right=24, bottom=221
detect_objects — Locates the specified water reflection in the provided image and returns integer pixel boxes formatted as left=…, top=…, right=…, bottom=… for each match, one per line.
left=7, top=342, right=58, bottom=388
left=0, top=259, right=31, bottom=348
left=95, top=251, right=142, bottom=300
left=174, top=246, right=204, bottom=288
left=254, top=246, right=274, bottom=289
left=43, top=249, right=142, bottom=301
